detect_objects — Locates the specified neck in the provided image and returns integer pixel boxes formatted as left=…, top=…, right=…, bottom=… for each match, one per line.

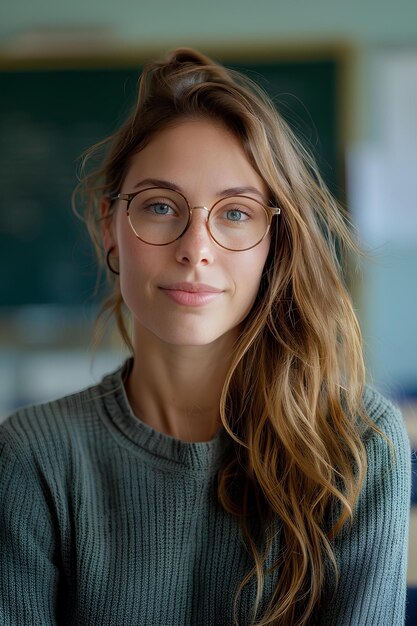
left=125, top=326, right=237, bottom=442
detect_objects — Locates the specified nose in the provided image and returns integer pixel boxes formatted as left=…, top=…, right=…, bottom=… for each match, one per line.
left=174, top=207, right=214, bottom=266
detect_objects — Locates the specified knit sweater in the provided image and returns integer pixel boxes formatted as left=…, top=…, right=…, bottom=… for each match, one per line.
left=0, top=362, right=411, bottom=626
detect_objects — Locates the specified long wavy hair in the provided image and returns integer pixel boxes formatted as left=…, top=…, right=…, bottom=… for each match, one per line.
left=75, top=48, right=380, bottom=626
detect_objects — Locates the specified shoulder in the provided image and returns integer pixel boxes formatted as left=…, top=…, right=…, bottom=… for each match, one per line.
left=0, top=365, right=123, bottom=465
left=360, top=385, right=411, bottom=501
left=320, top=387, right=411, bottom=624
left=362, top=384, right=410, bottom=453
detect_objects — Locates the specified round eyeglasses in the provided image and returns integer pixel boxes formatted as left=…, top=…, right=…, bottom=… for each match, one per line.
left=111, top=187, right=281, bottom=252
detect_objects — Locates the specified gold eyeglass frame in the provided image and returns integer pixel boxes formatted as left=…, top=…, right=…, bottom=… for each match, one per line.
left=111, top=186, right=281, bottom=252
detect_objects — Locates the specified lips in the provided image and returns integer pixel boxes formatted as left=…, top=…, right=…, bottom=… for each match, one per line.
left=160, top=282, right=223, bottom=293
left=159, top=282, right=224, bottom=306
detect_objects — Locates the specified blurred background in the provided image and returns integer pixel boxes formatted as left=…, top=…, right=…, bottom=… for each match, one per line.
left=0, top=0, right=416, bottom=621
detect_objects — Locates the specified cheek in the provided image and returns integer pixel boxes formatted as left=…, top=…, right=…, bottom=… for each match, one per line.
left=247, top=238, right=270, bottom=284
left=236, top=243, right=270, bottom=303
left=116, top=233, right=151, bottom=305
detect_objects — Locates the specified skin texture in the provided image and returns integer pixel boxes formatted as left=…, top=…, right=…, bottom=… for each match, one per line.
left=102, top=119, right=271, bottom=441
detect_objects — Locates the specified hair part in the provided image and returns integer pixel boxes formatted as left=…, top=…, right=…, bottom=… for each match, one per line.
left=74, top=48, right=382, bottom=626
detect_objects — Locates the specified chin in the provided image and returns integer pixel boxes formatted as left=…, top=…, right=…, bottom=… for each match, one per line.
left=160, top=332, right=225, bottom=347
left=148, top=323, right=238, bottom=348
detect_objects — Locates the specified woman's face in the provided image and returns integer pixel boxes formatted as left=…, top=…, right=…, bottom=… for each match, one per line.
left=106, top=118, right=271, bottom=348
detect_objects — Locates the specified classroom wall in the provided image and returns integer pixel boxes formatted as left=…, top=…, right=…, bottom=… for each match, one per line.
left=1, top=0, right=416, bottom=47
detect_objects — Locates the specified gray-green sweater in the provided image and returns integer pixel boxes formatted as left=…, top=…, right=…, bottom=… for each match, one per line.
left=0, top=362, right=411, bottom=625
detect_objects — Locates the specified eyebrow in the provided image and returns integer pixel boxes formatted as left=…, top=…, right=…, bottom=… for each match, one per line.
left=132, top=177, right=266, bottom=201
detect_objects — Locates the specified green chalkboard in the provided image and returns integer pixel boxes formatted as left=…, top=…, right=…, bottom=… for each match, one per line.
left=0, top=57, right=338, bottom=307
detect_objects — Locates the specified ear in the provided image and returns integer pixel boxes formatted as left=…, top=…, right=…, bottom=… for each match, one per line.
left=100, top=197, right=116, bottom=253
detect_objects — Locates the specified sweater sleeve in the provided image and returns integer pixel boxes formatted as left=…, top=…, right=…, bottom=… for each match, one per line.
left=0, top=435, right=60, bottom=626
left=318, top=395, right=411, bottom=626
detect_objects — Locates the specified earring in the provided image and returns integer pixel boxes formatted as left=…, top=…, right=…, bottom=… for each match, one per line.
left=106, top=248, right=120, bottom=275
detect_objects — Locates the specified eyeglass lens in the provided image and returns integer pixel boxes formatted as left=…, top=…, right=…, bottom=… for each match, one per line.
left=127, top=188, right=270, bottom=250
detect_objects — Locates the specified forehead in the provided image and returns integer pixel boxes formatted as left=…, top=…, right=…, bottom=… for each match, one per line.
left=122, top=118, right=268, bottom=199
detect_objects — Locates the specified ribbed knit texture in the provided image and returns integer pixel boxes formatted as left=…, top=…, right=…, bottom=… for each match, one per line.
left=0, top=362, right=411, bottom=626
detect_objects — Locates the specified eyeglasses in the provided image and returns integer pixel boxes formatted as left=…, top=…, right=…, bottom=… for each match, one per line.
left=111, top=187, right=280, bottom=251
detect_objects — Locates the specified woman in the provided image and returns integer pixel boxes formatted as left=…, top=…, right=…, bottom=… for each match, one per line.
left=0, top=49, right=411, bottom=626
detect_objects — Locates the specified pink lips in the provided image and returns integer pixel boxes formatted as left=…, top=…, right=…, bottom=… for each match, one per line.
left=159, top=282, right=223, bottom=307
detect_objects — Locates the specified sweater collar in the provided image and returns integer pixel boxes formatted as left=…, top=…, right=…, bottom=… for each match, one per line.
left=98, top=360, right=232, bottom=474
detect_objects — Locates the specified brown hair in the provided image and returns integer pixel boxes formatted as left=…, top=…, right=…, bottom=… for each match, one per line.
left=75, top=48, right=379, bottom=626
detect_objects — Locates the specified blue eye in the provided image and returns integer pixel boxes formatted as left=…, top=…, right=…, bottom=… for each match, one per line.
left=225, top=209, right=249, bottom=222
left=151, top=203, right=173, bottom=215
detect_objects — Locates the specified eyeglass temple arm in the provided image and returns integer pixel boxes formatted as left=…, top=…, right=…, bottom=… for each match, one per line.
left=109, top=193, right=130, bottom=201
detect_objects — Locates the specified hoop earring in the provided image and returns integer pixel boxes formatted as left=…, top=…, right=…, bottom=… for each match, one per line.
left=106, top=248, right=120, bottom=275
